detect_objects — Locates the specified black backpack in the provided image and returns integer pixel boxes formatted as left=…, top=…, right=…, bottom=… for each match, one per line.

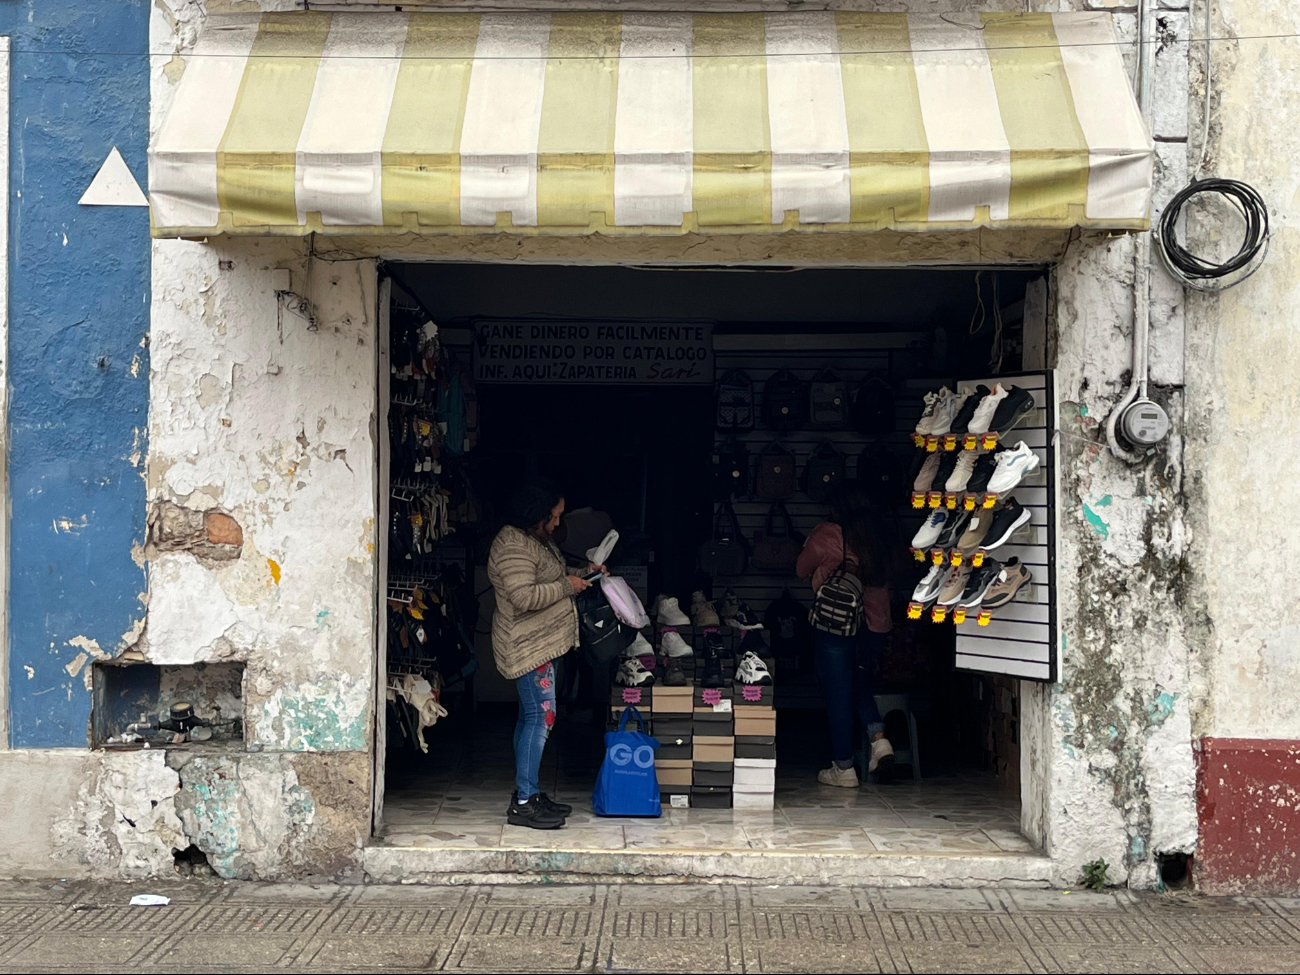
left=763, top=370, right=808, bottom=433
left=712, top=438, right=749, bottom=500
left=755, top=441, right=797, bottom=500
left=857, top=440, right=906, bottom=506
left=851, top=373, right=895, bottom=436
left=576, top=586, right=634, bottom=664
left=715, top=369, right=755, bottom=431
left=809, top=369, right=849, bottom=428
left=803, top=441, right=846, bottom=502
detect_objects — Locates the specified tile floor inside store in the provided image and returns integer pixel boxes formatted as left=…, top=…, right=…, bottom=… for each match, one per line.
left=380, top=707, right=1029, bottom=855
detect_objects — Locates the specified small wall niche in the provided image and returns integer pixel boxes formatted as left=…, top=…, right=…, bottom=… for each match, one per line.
left=93, top=661, right=245, bottom=749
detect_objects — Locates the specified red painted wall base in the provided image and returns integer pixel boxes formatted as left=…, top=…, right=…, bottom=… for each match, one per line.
left=1196, top=737, right=1300, bottom=894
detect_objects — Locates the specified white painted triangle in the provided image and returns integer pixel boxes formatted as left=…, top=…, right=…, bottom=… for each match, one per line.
left=79, top=147, right=148, bottom=207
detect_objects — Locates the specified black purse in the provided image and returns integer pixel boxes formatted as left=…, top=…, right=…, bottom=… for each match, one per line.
left=576, top=585, right=633, bottom=664
left=697, top=501, right=749, bottom=576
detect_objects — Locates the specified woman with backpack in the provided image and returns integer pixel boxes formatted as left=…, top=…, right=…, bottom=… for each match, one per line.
left=488, top=480, right=607, bottom=829
left=796, top=481, right=895, bottom=787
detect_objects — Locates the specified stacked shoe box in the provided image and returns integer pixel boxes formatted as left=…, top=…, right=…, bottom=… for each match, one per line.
left=609, top=684, right=652, bottom=732
left=652, top=685, right=694, bottom=807
left=692, top=685, right=735, bottom=808
left=732, top=658, right=777, bottom=809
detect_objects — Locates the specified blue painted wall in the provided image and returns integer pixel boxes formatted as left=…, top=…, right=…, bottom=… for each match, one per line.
left=3, top=2, right=151, bottom=746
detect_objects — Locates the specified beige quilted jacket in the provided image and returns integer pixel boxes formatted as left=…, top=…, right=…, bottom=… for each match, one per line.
left=487, top=525, right=581, bottom=680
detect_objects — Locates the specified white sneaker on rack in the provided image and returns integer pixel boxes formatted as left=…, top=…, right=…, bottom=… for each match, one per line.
left=654, top=595, right=691, bottom=627
left=624, top=632, right=655, bottom=658
left=967, top=384, right=1008, bottom=435
left=660, top=630, right=694, bottom=658
left=986, top=441, right=1041, bottom=494
left=736, top=651, right=773, bottom=686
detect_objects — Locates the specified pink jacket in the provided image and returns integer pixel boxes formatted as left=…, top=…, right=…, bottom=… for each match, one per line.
left=796, top=522, right=892, bottom=634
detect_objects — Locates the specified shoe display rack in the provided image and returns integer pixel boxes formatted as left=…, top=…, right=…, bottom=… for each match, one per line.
left=611, top=595, right=778, bottom=808
left=904, top=372, right=1058, bottom=683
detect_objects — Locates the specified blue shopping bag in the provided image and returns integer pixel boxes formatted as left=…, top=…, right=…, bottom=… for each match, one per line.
left=592, top=707, right=661, bottom=817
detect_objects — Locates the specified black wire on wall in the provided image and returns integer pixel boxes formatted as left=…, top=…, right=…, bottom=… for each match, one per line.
left=1156, top=178, right=1270, bottom=291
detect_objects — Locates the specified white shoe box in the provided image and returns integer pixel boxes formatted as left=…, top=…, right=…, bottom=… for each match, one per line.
left=733, top=790, right=775, bottom=810
left=734, top=766, right=776, bottom=789
left=735, top=757, right=776, bottom=768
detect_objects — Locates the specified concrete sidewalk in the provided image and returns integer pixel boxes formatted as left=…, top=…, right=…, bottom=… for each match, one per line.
left=0, top=879, right=1296, bottom=973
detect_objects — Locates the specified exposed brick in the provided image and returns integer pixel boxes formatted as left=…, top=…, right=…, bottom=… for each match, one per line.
left=205, top=511, right=243, bottom=547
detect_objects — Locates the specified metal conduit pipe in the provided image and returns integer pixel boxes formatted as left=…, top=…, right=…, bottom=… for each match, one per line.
left=1106, top=0, right=1156, bottom=465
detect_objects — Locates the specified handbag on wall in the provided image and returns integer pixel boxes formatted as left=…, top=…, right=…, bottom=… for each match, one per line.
left=803, top=441, right=847, bottom=502
left=762, top=369, right=808, bottom=433
left=755, top=441, right=797, bottom=500
left=750, top=503, right=805, bottom=572
left=697, top=501, right=749, bottom=576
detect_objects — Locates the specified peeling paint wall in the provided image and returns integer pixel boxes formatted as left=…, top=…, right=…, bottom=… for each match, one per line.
left=2, top=2, right=151, bottom=746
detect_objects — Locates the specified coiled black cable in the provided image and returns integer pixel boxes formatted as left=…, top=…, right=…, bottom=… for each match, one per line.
left=1156, top=178, right=1269, bottom=288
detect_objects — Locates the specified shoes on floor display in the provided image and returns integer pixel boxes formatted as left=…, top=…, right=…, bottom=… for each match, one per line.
left=935, top=508, right=971, bottom=550
left=956, top=506, right=997, bottom=555
left=990, top=385, right=1036, bottom=438
left=911, top=509, right=948, bottom=549
left=950, top=384, right=990, bottom=435
left=617, top=656, right=656, bottom=687
left=986, top=441, right=1041, bottom=494
left=937, top=563, right=974, bottom=605
left=928, top=387, right=961, bottom=437
left=983, top=497, right=1032, bottom=550
left=912, top=452, right=942, bottom=494
left=868, top=737, right=896, bottom=775
left=663, top=655, right=688, bottom=687
left=508, top=794, right=567, bottom=830
left=691, top=591, right=721, bottom=628
left=624, top=631, right=655, bottom=658
left=966, top=383, right=1009, bottom=435
left=981, top=557, right=1033, bottom=609
left=946, top=451, right=979, bottom=493
left=912, top=564, right=947, bottom=604
left=506, top=791, right=572, bottom=817
left=965, top=452, right=999, bottom=496
left=817, top=764, right=860, bottom=788
left=660, top=629, right=694, bottom=658
left=958, top=559, right=1002, bottom=608
left=736, top=650, right=773, bottom=685
left=654, top=595, right=691, bottom=626
left=931, top=452, right=960, bottom=492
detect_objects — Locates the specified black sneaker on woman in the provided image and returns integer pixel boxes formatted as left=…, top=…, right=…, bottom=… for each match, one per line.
left=505, top=792, right=573, bottom=817
left=508, top=794, right=567, bottom=829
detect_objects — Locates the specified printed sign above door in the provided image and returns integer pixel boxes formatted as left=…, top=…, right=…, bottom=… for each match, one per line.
left=473, top=320, right=713, bottom=384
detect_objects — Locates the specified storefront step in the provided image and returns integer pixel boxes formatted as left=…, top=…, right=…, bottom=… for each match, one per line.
left=362, top=845, right=1054, bottom=888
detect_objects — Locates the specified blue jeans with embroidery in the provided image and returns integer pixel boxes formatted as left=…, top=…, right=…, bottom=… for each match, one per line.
left=514, top=661, right=557, bottom=799
left=813, top=630, right=885, bottom=765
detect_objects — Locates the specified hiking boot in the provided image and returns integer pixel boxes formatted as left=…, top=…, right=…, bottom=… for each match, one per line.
left=663, top=656, right=688, bottom=686
left=508, top=794, right=567, bottom=829
left=700, top=638, right=725, bottom=688
left=691, top=591, right=721, bottom=628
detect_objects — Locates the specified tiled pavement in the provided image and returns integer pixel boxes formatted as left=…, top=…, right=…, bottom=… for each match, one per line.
left=2, top=879, right=1299, bottom=973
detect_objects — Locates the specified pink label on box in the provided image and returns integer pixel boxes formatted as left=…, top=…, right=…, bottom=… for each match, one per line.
left=743, top=685, right=763, bottom=702
left=621, top=688, right=643, bottom=704
left=701, top=688, right=722, bottom=706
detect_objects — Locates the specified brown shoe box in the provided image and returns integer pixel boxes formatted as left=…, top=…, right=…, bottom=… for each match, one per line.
left=734, top=709, right=777, bottom=737
left=651, top=685, right=694, bottom=714
left=656, top=765, right=693, bottom=788
left=693, top=736, right=735, bottom=764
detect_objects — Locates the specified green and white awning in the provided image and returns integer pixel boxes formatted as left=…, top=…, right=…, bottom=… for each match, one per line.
left=149, top=10, right=1153, bottom=238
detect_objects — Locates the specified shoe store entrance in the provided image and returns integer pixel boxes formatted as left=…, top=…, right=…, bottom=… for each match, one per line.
left=376, top=261, right=1051, bottom=871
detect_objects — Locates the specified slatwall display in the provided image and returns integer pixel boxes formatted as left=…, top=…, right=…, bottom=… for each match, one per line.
left=947, top=372, right=1057, bottom=682
left=710, top=339, right=925, bottom=617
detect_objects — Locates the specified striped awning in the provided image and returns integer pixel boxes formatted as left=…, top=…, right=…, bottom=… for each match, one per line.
left=148, top=11, right=1153, bottom=238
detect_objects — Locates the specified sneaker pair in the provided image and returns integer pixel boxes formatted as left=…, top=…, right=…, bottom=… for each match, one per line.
left=507, top=792, right=572, bottom=830
left=957, top=497, right=1032, bottom=555
left=817, top=740, right=894, bottom=788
